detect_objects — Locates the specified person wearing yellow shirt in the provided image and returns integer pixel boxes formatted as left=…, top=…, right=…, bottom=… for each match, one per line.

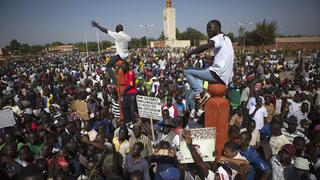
left=112, top=126, right=130, bottom=166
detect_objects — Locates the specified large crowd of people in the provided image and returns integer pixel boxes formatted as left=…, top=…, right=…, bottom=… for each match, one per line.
left=0, top=46, right=320, bottom=180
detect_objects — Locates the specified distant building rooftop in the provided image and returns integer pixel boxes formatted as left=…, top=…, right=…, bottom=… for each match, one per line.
left=48, top=45, right=76, bottom=52
left=276, top=36, right=320, bottom=43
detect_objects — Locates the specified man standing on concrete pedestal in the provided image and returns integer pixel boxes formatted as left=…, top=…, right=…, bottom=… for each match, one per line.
left=184, top=20, right=234, bottom=107
left=91, top=20, right=131, bottom=85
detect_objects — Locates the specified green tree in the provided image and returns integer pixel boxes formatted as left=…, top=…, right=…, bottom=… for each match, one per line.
left=101, top=41, right=113, bottom=49
left=130, top=38, right=141, bottom=48
left=255, top=19, right=277, bottom=45
left=51, top=41, right=64, bottom=47
left=74, top=42, right=86, bottom=52
left=10, top=39, right=21, bottom=52
left=226, top=32, right=235, bottom=42
left=74, top=42, right=99, bottom=52
left=19, top=44, right=30, bottom=54
left=179, top=27, right=207, bottom=46
left=176, top=28, right=182, bottom=40
left=158, top=31, right=165, bottom=40
left=244, top=19, right=277, bottom=46
left=29, top=45, right=44, bottom=54
left=44, top=43, right=51, bottom=51
left=244, top=31, right=260, bottom=46
left=140, top=36, right=147, bottom=47
left=87, top=42, right=98, bottom=51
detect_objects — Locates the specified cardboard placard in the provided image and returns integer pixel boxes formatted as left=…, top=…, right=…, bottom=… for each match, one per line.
left=179, top=128, right=216, bottom=163
left=136, top=95, right=162, bottom=120
left=0, top=109, right=16, bottom=128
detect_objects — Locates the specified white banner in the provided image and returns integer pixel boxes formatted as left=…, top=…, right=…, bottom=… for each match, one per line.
left=179, top=128, right=216, bottom=163
left=0, top=109, right=16, bottom=129
left=136, top=95, right=162, bottom=120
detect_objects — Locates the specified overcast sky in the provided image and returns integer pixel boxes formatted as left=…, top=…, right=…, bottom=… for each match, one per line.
left=0, top=0, right=319, bottom=46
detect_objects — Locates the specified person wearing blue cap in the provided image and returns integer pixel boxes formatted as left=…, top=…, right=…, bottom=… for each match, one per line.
left=159, top=167, right=180, bottom=180
left=153, top=141, right=179, bottom=180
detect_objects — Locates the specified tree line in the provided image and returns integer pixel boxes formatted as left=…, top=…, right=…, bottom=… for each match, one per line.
left=116, top=19, right=279, bottom=48
left=4, top=19, right=280, bottom=54
left=238, top=19, right=277, bottom=46
left=4, top=40, right=115, bottom=55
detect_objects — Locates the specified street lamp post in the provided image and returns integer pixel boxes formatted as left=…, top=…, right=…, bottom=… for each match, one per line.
left=140, top=24, right=154, bottom=48
left=96, top=31, right=100, bottom=53
left=238, top=22, right=252, bottom=53
left=84, top=34, right=88, bottom=57
left=276, top=33, right=278, bottom=50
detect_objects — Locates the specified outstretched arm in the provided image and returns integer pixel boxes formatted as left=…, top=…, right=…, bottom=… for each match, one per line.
left=184, top=40, right=214, bottom=58
left=91, top=20, right=109, bottom=34
left=183, top=129, right=209, bottom=177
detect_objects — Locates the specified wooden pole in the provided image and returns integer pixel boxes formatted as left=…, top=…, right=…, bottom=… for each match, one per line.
left=150, top=117, right=156, bottom=143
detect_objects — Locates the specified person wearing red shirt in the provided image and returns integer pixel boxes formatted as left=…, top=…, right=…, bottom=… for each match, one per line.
left=122, top=62, right=137, bottom=123
left=162, top=96, right=178, bottom=119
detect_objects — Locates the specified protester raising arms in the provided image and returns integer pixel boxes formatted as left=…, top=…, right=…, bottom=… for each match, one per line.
left=91, top=20, right=131, bottom=84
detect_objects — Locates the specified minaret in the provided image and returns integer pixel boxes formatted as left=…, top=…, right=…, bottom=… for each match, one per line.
left=163, top=0, right=176, bottom=41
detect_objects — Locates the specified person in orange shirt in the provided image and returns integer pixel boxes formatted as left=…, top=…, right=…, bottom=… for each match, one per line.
left=121, top=62, right=137, bottom=124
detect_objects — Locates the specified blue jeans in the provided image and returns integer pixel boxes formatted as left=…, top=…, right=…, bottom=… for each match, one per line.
left=186, top=80, right=202, bottom=110
left=184, top=68, right=220, bottom=106
left=106, top=54, right=122, bottom=84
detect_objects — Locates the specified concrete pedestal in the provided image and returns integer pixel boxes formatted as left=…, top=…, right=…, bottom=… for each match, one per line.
left=204, top=84, right=229, bottom=160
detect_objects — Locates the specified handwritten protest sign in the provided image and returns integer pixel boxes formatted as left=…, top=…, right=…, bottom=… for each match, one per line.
left=179, top=128, right=216, bottom=163
left=136, top=95, right=162, bottom=120
left=0, top=109, right=16, bottom=128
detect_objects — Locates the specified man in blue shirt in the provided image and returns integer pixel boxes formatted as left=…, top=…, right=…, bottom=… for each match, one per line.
left=124, top=142, right=150, bottom=180
left=92, top=111, right=114, bottom=135
left=238, top=131, right=271, bottom=180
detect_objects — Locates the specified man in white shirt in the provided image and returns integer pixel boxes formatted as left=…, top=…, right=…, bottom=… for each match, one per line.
left=184, top=20, right=234, bottom=107
left=158, top=57, right=167, bottom=75
left=91, top=20, right=131, bottom=84
left=151, top=77, right=160, bottom=97
left=292, top=102, right=310, bottom=132
left=220, top=140, right=249, bottom=179
left=247, top=91, right=265, bottom=110
left=274, top=90, right=283, bottom=115
left=249, top=97, right=268, bottom=130
left=281, top=116, right=309, bottom=144
left=270, top=144, right=296, bottom=180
